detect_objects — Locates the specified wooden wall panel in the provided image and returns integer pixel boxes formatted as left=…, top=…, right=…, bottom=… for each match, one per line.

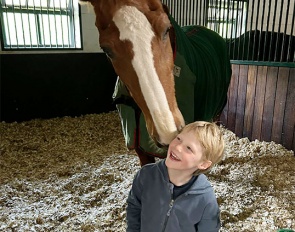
left=226, top=65, right=239, bottom=132
left=221, top=64, right=295, bottom=151
left=235, top=65, right=248, bottom=138
left=252, top=66, right=267, bottom=139
left=271, top=67, right=289, bottom=143
left=282, top=68, right=295, bottom=149
left=243, top=66, right=257, bottom=138
left=261, top=67, right=278, bottom=142
left=220, top=93, right=228, bottom=124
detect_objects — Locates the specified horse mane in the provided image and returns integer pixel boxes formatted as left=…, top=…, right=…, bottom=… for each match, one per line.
left=161, top=4, right=177, bottom=59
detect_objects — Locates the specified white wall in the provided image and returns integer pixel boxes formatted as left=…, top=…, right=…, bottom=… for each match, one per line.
left=79, top=3, right=102, bottom=53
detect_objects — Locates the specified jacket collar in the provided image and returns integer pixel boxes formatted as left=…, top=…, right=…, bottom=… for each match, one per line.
left=156, top=159, right=213, bottom=194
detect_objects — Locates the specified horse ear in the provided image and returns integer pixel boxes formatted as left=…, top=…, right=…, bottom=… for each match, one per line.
left=162, top=4, right=170, bottom=15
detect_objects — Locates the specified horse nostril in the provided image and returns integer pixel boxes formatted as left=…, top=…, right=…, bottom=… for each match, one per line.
left=153, top=135, right=168, bottom=148
left=178, top=124, right=184, bottom=132
left=155, top=140, right=167, bottom=148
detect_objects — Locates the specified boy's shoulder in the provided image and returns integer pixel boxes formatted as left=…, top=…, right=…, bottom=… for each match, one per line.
left=138, top=160, right=167, bottom=178
left=141, top=159, right=164, bottom=169
left=189, top=174, right=215, bottom=194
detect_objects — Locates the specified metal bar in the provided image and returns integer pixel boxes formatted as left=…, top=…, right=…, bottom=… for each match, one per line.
left=222, top=0, right=226, bottom=38
left=20, top=0, right=28, bottom=47
left=32, top=0, right=40, bottom=47
left=213, top=0, right=217, bottom=32
left=218, top=0, right=221, bottom=34
left=3, top=5, right=68, bottom=15
left=11, top=0, right=19, bottom=47
left=274, top=0, right=284, bottom=62
left=26, top=0, right=33, bottom=48
left=230, top=1, right=236, bottom=59
left=286, top=1, right=295, bottom=62
left=177, top=0, right=180, bottom=24
left=189, top=1, right=194, bottom=25
left=197, top=0, right=199, bottom=25
left=181, top=0, right=185, bottom=26
left=280, top=0, right=291, bottom=62
left=225, top=0, right=230, bottom=41
left=191, top=0, right=194, bottom=25
left=2, top=0, right=12, bottom=48
left=205, top=0, right=208, bottom=26
left=59, top=0, right=64, bottom=48
left=236, top=0, right=243, bottom=57
left=257, top=0, right=266, bottom=61
left=241, top=0, right=249, bottom=60
left=47, top=0, right=52, bottom=47
left=252, top=0, right=260, bottom=61
left=232, top=0, right=240, bottom=59
left=263, top=0, right=272, bottom=62
left=40, top=0, right=46, bottom=47
left=202, top=0, right=205, bottom=26
left=53, top=0, right=58, bottom=48
left=247, top=0, right=255, bottom=60
left=66, top=0, right=71, bottom=47
left=173, top=0, right=176, bottom=21
left=230, top=60, right=295, bottom=68
left=227, top=0, right=233, bottom=58
left=70, top=0, right=76, bottom=48
left=180, top=0, right=183, bottom=25
left=268, top=0, right=279, bottom=61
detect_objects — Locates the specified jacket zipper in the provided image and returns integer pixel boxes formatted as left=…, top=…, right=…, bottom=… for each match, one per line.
left=162, top=198, right=174, bottom=232
left=162, top=184, right=174, bottom=232
left=161, top=189, right=189, bottom=232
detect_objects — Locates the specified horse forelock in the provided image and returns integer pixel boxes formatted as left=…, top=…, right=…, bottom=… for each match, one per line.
left=113, top=5, right=178, bottom=144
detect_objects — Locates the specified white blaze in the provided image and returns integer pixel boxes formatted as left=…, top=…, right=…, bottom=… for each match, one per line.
left=113, top=6, right=177, bottom=144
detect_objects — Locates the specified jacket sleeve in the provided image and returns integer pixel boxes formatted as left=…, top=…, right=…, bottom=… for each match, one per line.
left=195, top=202, right=221, bottom=232
left=126, top=171, right=142, bottom=232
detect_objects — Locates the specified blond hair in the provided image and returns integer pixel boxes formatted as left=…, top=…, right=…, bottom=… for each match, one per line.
left=181, top=121, right=225, bottom=175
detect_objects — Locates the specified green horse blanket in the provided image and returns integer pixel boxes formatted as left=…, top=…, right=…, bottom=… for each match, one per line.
left=113, top=15, right=232, bottom=158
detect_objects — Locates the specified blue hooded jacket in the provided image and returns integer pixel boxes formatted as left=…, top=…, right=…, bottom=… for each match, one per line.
left=126, top=159, right=221, bottom=232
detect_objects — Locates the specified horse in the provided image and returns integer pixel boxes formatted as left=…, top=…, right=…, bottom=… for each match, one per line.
left=80, top=0, right=232, bottom=166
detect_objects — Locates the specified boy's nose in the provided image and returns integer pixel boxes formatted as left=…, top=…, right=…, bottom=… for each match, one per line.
left=175, top=143, right=183, bottom=152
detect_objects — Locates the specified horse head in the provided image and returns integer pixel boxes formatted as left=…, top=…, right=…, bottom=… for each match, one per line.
left=80, top=0, right=185, bottom=145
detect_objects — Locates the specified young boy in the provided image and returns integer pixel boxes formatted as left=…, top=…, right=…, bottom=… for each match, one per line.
left=126, top=121, right=224, bottom=232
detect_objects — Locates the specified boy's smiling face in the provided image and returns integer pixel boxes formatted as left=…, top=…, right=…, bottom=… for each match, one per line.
left=165, top=130, right=212, bottom=174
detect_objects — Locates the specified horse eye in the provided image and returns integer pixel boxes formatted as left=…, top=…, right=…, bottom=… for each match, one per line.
left=163, top=26, right=170, bottom=40
left=101, top=46, right=114, bottom=59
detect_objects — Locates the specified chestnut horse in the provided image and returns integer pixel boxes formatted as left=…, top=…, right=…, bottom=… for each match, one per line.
left=80, top=0, right=232, bottom=166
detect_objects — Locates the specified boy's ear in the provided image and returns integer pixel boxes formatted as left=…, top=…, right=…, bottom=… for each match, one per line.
left=200, top=160, right=212, bottom=170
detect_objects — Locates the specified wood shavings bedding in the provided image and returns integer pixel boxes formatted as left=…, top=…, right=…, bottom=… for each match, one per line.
left=0, top=111, right=294, bottom=231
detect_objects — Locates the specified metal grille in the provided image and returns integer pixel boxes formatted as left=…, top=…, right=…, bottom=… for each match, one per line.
left=162, top=0, right=295, bottom=64
left=0, top=0, right=82, bottom=50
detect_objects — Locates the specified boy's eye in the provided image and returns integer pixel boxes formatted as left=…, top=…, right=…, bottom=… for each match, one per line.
left=187, top=146, right=193, bottom=152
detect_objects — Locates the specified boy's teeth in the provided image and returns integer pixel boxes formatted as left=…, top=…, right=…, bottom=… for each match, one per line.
left=171, top=153, right=180, bottom=160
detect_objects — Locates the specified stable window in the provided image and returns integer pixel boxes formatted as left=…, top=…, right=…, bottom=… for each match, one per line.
left=0, top=0, right=82, bottom=50
left=207, top=0, right=247, bottom=39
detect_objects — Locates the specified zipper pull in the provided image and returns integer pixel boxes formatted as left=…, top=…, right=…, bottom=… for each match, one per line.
left=167, top=199, right=174, bottom=216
